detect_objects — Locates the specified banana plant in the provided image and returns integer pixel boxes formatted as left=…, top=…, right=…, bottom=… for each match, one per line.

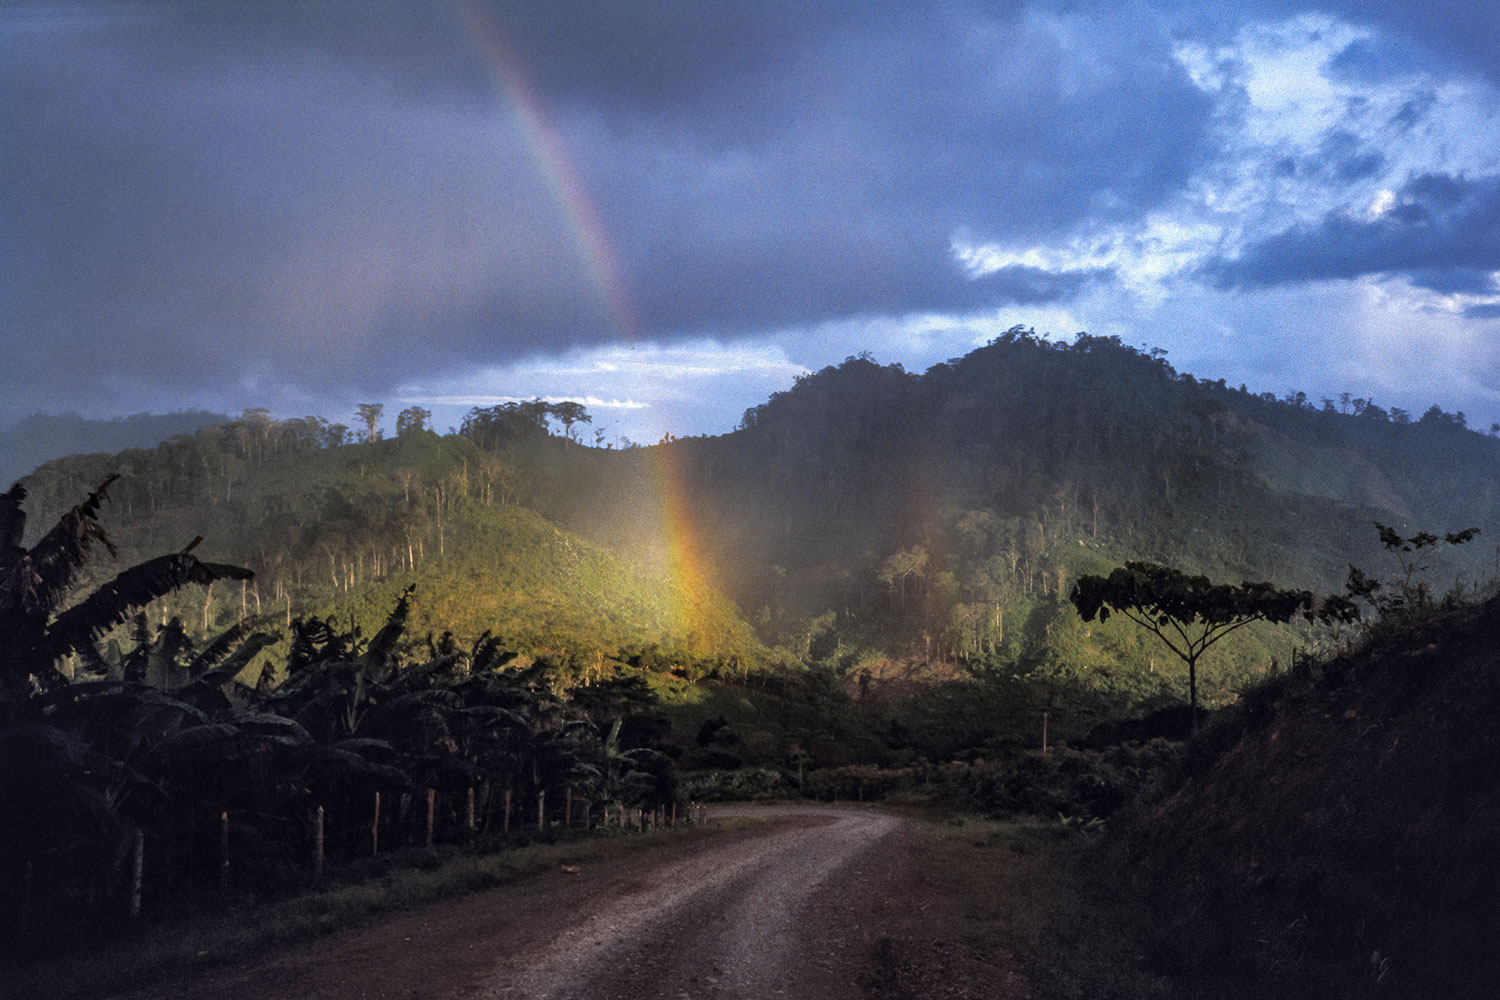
left=0, top=477, right=253, bottom=706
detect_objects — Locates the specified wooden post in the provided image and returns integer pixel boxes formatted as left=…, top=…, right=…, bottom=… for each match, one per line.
left=220, top=811, right=230, bottom=892
left=425, top=788, right=436, bottom=849
left=565, top=787, right=573, bottom=828
left=314, top=806, right=325, bottom=877
left=372, top=791, right=382, bottom=856
left=130, top=829, right=145, bottom=919
left=671, top=802, right=677, bottom=826
left=19, top=859, right=32, bottom=936
left=503, top=788, right=512, bottom=835
left=1042, top=710, right=1050, bottom=754
left=537, top=789, right=546, bottom=832
left=466, top=787, right=476, bottom=837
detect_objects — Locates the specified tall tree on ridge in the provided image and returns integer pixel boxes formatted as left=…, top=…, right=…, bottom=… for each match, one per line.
left=356, top=403, right=384, bottom=444
left=396, top=406, right=431, bottom=438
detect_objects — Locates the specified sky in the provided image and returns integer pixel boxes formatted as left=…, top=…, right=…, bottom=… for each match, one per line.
left=4, top=0, right=1499, bottom=443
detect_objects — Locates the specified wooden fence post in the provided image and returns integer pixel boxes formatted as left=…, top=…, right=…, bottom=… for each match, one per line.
left=220, top=811, right=230, bottom=892
left=466, top=787, right=476, bottom=837
left=425, top=788, right=436, bottom=849
left=19, top=859, right=33, bottom=937
left=314, top=806, right=325, bottom=878
left=565, top=787, right=573, bottom=828
left=537, top=789, right=546, bottom=832
left=503, top=788, right=512, bottom=835
left=130, top=829, right=145, bottom=919
left=372, top=791, right=382, bottom=856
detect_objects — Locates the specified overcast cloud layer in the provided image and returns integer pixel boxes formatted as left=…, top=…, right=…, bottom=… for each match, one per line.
left=4, top=0, right=1498, bottom=440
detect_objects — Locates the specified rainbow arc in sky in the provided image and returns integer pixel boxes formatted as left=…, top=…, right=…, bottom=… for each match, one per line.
left=454, top=2, right=723, bottom=652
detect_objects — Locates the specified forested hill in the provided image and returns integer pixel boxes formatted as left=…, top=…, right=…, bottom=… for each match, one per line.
left=19, top=425, right=762, bottom=680
left=520, top=331, right=1500, bottom=677
left=18, top=331, right=1500, bottom=712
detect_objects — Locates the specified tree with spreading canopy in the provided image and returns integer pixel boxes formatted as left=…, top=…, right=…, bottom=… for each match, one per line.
left=356, top=403, right=384, bottom=444
left=1070, top=562, right=1358, bottom=730
left=549, top=400, right=591, bottom=442
left=395, top=406, right=432, bottom=438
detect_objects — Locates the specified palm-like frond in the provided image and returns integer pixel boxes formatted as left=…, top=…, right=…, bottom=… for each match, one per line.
left=187, top=623, right=252, bottom=676
left=24, top=475, right=120, bottom=619
left=147, top=722, right=245, bottom=760
left=362, top=584, right=415, bottom=671
left=46, top=553, right=253, bottom=662
left=0, top=482, right=26, bottom=563
left=227, top=709, right=314, bottom=746
left=190, top=631, right=279, bottom=688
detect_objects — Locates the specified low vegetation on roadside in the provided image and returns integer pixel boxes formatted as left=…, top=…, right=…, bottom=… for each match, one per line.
left=6, top=821, right=739, bottom=1000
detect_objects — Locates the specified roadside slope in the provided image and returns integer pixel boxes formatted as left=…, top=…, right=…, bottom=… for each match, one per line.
left=1124, top=600, right=1500, bottom=998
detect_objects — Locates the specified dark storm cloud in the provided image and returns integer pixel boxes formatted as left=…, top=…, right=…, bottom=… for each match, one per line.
left=1321, top=0, right=1500, bottom=83
left=1, top=0, right=1215, bottom=419
left=1206, top=173, right=1500, bottom=292
left=1271, top=131, right=1385, bottom=184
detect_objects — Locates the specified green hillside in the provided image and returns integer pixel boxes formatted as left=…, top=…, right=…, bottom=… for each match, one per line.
left=17, top=331, right=1499, bottom=738
left=19, top=427, right=761, bottom=675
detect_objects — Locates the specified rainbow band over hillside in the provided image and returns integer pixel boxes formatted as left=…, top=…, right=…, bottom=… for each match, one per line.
left=452, top=1, right=725, bottom=653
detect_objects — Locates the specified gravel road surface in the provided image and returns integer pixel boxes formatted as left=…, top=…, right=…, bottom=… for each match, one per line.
left=111, top=804, right=1021, bottom=1000
left=483, top=805, right=898, bottom=999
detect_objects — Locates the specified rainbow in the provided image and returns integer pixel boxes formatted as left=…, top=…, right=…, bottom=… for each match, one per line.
left=451, top=2, right=723, bottom=653
left=649, top=440, right=721, bottom=652
left=452, top=0, right=639, bottom=341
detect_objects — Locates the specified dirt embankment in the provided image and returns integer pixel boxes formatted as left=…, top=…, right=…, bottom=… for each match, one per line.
left=1126, top=600, right=1500, bottom=998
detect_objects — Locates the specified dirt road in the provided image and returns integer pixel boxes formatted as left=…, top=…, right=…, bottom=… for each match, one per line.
left=117, top=805, right=1022, bottom=1000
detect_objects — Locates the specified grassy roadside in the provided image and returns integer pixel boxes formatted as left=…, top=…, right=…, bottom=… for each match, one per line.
left=10, top=821, right=756, bottom=1000
left=901, top=814, right=1168, bottom=1000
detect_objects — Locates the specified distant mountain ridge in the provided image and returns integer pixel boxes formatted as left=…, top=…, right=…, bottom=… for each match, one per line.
left=0, top=410, right=228, bottom=487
